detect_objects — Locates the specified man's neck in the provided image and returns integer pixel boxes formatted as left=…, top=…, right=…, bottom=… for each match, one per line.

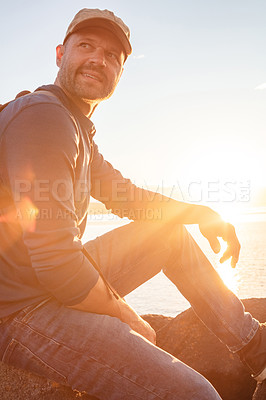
left=54, top=79, right=99, bottom=118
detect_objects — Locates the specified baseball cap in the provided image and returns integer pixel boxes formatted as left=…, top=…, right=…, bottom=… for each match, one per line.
left=63, top=8, right=132, bottom=58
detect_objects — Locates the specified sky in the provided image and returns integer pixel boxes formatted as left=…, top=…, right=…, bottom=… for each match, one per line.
left=1, top=0, right=266, bottom=210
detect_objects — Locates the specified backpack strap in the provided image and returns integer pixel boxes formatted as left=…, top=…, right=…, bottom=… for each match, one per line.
left=0, top=90, right=31, bottom=112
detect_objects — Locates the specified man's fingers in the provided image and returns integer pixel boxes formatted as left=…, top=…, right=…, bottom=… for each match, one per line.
left=220, top=248, right=231, bottom=264
left=231, top=256, right=239, bottom=269
left=231, top=245, right=240, bottom=268
left=220, top=223, right=241, bottom=267
left=208, top=237, right=221, bottom=254
left=221, top=254, right=238, bottom=268
left=200, top=220, right=240, bottom=266
left=220, top=245, right=240, bottom=268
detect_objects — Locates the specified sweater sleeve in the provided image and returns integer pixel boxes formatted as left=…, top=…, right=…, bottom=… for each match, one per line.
left=90, top=142, right=169, bottom=221
left=90, top=142, right=199, bottom=223
left=2, top=102, right=99, bottom=305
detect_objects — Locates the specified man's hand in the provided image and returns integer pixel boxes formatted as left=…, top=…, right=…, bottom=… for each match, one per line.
left=199, top=208, right=241, bottom=268
left=124, top=313, right=156, bottom=345
left=70, top=275, right=156, bottom=344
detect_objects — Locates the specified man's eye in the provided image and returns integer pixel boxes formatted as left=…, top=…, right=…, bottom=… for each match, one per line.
left=107, top=52, right=118, bottom=61
left=80, top=42, right=92, bottom=49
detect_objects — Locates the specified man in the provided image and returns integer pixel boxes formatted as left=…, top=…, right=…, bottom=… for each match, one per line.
left=0, top=8, right=265, bottom=400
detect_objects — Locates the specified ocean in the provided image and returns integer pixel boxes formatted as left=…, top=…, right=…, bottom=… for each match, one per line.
left=82, top=208, right=266, bottom=317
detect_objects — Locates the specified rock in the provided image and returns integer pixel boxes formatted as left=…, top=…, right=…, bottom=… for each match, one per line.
left=0, top=362, right=96, bottom=400
left=0, top=298, right=265, bottom=399
left=144, top=298, right=266, bottom=400
left=252, top=380, right=266, bottom=400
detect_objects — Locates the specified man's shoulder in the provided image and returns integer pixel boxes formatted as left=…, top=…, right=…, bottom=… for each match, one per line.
left=0, top=89, right=76, bottom=137
left=1, top=90, right=66, bottom=120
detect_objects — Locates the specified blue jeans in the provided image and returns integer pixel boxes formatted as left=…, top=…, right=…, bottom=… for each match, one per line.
left=0, top=221, right=259, bottom=399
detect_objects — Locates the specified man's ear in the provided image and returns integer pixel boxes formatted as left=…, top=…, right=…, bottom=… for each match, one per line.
left=56, top=45, right=65, bottom=67
left=117, top=66, right=124, bottom=84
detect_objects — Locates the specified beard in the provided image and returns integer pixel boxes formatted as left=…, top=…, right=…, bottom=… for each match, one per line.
left=57, top=62, right=118, bottom=103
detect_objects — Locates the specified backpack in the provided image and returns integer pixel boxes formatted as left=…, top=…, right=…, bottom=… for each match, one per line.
left=0, top=90, right=31, bottom=112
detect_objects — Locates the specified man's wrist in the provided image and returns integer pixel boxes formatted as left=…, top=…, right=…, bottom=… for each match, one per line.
left=118, top=298, right=140, bottom=324
left=196, top=205, right=221, bottom=225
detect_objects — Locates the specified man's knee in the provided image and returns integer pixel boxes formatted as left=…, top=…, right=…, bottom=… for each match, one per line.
left=176, top=371, right=221, bottom=400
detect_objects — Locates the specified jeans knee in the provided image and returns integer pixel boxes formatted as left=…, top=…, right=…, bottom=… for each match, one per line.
left=189, top=375, right=221, bottom=400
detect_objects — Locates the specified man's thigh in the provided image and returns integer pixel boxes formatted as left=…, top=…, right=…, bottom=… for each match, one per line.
left=83, top=220, right=177, bottom=297
left=0, top=298, right=221, bottom=400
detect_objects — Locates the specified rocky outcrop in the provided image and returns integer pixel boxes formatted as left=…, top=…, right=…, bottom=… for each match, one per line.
left=0, top=362, right=96, bottom=400
left=144, top=297, right=266, bottom=400
left=0, top=298, right=265, bottom=399
left=253, top=380, right=266, bottom=400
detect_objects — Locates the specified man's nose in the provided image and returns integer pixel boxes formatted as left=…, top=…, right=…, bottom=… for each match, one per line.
left=89, top=47, right=107, bottom=67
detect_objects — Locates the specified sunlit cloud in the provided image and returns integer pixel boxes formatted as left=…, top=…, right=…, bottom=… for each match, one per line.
left=133, top=54, right=145, bottom=59
left=254, top=82, right=266, bottom=90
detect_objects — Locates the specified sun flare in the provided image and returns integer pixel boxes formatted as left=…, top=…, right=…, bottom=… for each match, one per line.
left=217, top=261, right=239, bottom=294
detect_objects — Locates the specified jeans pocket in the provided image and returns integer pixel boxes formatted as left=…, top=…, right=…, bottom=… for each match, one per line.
left=18, top=297, right=52, bottom=324
left=2, top=338, right=67, bottom=385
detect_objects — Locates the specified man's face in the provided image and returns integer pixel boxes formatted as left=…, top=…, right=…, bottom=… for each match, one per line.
left=56, top=26, right=125, bottom=104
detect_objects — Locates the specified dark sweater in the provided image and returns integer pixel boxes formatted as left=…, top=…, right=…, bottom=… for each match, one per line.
left=0, top=84, right=174, bottom=318
left=0, top=85, right=143, bottom=317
